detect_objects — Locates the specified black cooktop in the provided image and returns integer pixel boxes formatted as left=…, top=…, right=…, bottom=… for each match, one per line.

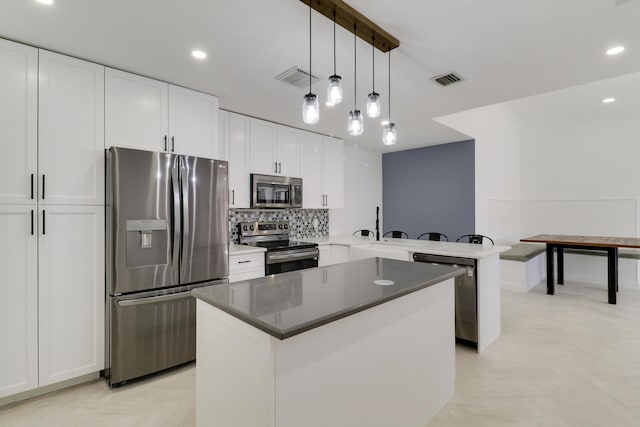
left=250, top=240, right=318, bottom=251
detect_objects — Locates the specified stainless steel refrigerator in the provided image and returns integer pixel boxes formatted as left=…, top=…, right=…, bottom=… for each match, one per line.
left=106, top=147, right=229, bottom=386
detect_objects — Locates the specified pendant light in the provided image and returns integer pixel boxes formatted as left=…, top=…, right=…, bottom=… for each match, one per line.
left=302, top=2, right=319, bottom=125
left=382, top=48, right=397, bottom=145
left=366, top=36, right=381, bottom=118
left=347, top=24, right=364, bottom=136
left=326, top=10, right=342, bottom=106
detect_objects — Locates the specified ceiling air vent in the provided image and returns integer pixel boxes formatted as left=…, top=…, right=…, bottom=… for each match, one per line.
left=431, top=72, right=464, bottom=87
left=275, top=66, right=320, bottom=89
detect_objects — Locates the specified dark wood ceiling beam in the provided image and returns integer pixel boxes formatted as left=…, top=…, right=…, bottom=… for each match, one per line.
left=300, top=0, right=400, bottom=52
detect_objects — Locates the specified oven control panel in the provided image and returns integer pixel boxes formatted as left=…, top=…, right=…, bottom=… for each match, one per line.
left=238, top=221, right=289, bottom=237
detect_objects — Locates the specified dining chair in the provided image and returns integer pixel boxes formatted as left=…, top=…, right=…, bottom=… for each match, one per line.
left=383, top=230, right=409, bottom=239
left=417, top=232, right=449, bottom=242
left=456, top=234, right=494, bottom=245
left=353, top=229, right=375, bottom=238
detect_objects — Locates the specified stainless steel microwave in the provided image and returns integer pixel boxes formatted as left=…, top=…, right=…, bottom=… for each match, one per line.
left=250, top=174, right=302, bottom=209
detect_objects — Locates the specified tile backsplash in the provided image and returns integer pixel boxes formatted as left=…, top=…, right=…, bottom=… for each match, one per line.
left=229, top=209, right=329, bottom=242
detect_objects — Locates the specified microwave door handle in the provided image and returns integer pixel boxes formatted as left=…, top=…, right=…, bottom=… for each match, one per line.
left=171, top=159, right=181, bottom=278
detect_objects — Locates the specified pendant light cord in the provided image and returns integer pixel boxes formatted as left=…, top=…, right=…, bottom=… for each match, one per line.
left=388, top=48, right=391, bottom=121
left=333, top=10, right=337, bottom=75
left=372, top=36, right=375, bottom=92
left=354, top=23, right=357, bottom=107
left=309, top=3, right=312, bottom=93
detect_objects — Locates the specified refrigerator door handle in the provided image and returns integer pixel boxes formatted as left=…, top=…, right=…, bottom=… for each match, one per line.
left=171, top=158, right=181, bottom=276
left=116, top=292, right=193, bottom=307
left=179, top=156, right=190, bottom=280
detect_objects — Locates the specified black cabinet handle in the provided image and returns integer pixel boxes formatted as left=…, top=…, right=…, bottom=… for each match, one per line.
left=274, top=162, right=278, bottom=173
left=232, top=189, right=235, bottom=205
left=42, top=175, right=45, bottom=200
left=31, top=209, right=34, bottom=235
left=164, top=135, right=168, bottom=151
left=42, top=210, right=46, bottom=235
left=238, top=260, right=251, bottom=264
left=171, top=136, right=175, bottom=152
left=30, top=174, right=34, bottom=199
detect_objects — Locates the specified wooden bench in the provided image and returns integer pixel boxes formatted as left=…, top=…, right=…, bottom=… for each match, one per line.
left=500, top=244, right=546, bottom=292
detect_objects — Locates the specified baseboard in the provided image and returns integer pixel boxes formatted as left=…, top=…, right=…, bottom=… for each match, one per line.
left=0, top=372, right=102, bottom=408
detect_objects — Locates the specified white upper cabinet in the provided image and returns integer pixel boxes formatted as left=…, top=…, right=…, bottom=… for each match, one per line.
left=218, top=109, right=230, bottom=162
left=0, top=39, right=38, bottom=205
left=299, top=132, right=344, bottom=209
left=38, top=205, right=104, bottom=386
left=248, top=119, right=300, bottom=177
left=168, top=85, right=220, bottom=158
left=276, top=125, right=300, bottom=177
left=105, top=68, right=220, bottom=158
left=0, top=205, right=38, bottom=398
left=220, top=110, right=251, bottom=208
left=322, top=136, right=344, bottom=208
left=38, top=50, right=105, bottom=206
left=105, top=68, right=168, bottom=152
left=249, top=118, right=277, bottom=175
left=299, top=130, right=324, bottom=209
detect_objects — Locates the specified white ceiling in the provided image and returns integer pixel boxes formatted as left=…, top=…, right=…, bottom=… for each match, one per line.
left=0, top=0, right=638, bottom=152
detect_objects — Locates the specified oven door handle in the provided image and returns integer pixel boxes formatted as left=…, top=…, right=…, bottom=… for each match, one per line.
left=266, top=249, right=319, bottom=264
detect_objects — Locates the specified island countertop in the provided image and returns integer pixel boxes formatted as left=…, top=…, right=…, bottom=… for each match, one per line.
left=192, top=257, right=464, bottom=340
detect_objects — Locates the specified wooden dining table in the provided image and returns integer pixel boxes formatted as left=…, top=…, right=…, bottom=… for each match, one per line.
left=520, top=234, right=640, bottom=304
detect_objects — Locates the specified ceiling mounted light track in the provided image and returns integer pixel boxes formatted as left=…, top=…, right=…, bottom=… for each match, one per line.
left=299, top=0, right=399, bottom=52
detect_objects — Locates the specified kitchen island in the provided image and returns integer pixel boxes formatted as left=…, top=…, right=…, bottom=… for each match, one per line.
left=192, top=258, right=465, bottom=427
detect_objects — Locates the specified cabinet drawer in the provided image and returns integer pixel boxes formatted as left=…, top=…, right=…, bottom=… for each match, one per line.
left=229, top=253, right=264, bottom=273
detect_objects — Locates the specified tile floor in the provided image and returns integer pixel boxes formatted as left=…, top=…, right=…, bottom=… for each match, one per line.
left=2, top=281, right=640, bottom=426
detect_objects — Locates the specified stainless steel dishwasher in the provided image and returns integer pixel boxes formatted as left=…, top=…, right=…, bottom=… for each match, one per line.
left=412, top=253, right=477, bottom=346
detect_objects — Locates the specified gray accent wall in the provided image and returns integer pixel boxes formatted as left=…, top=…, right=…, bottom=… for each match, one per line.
left=382, top=140, right=475, bottom=241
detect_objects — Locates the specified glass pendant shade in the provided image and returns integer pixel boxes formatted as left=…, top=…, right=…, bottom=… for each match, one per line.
left=302, top=93, right=320, bottom=124
left=366, top=92, right=381, bottom=118
left=327, top=75, right=343, bottom=106
left=382, top=122, right=397, bottom=145
left=347, top=110, right=364, bottom=136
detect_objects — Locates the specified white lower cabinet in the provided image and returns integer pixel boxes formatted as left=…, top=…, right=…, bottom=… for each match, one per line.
left=38, top=205, right=105, bottom=386
left=0, top=204, right=104, bottom=398
left=318, top=245, right=331, bottom=267
left=0, top=205, right=38, bottom=398
left=229, top=252, right=265, bottom=283
left=318, top=244, right=350, bottom=267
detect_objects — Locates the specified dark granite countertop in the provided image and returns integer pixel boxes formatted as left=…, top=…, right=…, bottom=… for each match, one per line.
left=192, top=257, right=465, bottom=340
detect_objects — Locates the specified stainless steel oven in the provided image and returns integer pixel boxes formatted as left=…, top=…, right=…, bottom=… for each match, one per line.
left=238, top=221, right=318, bottom=275
left=250, top=174, right=302, bottom=209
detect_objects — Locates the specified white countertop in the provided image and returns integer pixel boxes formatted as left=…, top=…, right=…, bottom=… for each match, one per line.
left=229, top=243, right=266, bottom=255
left=294, top=235, right=510, bottom=259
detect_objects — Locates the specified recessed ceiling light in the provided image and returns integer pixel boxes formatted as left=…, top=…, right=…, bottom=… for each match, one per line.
left=191, top=50, right=207, bottom=60
left=606, top=46, right=625, bottom=56
left=36, top=0, right=54, bottom=4
left=380, top=120, right=389, bottom=126
left=602, top=98, right=615, bottom=103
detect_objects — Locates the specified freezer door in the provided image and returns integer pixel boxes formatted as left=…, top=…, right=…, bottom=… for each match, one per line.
left=107, top=282, right=224, bottom=386
left=108, top=147, right=179, bottom=294
left=180, top=156, right=229, bottom=283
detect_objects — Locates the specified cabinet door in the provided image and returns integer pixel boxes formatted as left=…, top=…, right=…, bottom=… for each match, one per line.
left=276, top=125, right=299, bottom=177
left=168, top=85, right=219, bottom=158
left=0, top=39, right=38, bottom=205
left=38, top=50, right=105, bottom=206
left=229, top=113, right=250, bottom=208
left=323, top=137, right=344, bottom=209
left=218, top=110, right=230, bottom=162
left=299, top=131, right=324, bottom=208
left=105, top=68, right=168, bottom=151
left=0, top=205, right=38, bottom=397
left=249, top=118, right=277, bottom=175
left=38, top=205, right=105, bottom=386
left=318, top=245, right=332, bottom=267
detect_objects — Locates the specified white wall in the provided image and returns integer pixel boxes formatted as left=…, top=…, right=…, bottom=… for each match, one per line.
left=434, top=104, right=523, bottom=244
left=330, top=145, right=382, bottom=236
left=519, top=117, right=640, bottom=237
